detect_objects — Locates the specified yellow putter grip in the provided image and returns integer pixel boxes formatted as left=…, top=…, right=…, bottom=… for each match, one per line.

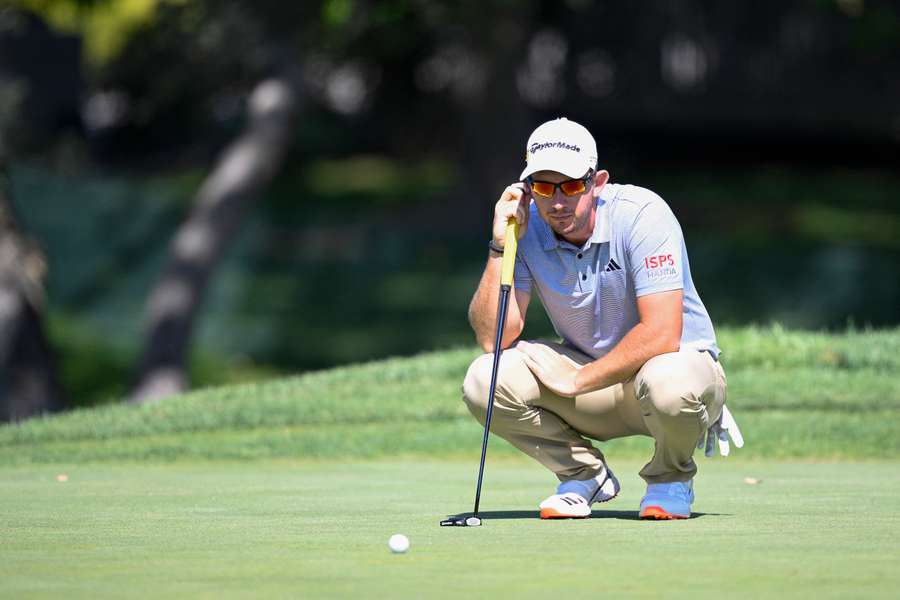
left=500, top=218, right=519, bottom=286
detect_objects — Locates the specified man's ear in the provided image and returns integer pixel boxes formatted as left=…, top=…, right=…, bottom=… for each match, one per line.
left=593, top=169, right=610, bottom=195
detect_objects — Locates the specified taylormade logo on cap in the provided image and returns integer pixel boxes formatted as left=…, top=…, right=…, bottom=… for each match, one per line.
left=520, top=117, right=598, bottom=181
left=529, top=141, right=582, bottom=154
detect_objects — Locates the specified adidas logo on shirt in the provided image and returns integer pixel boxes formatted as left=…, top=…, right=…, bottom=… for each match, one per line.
left=604, top=258, right=622, bottom=272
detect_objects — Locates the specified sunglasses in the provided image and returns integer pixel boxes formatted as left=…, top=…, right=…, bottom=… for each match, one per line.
left=526, top=172, right=593, bottom=198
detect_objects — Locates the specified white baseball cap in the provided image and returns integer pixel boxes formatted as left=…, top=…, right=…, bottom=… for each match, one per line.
left=519, top=117, right=598, bottom=180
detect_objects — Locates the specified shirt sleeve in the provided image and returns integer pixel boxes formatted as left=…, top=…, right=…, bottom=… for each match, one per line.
left=626, top=202, right=685, bottom=296
left=513, top=253, right=532, bottom=293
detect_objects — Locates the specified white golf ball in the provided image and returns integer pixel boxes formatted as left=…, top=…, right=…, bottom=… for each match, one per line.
left=388, top=533, right=409, bottom=554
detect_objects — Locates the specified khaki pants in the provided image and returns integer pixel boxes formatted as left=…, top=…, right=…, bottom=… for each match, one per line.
left=461, top=341, right=727, bottom=484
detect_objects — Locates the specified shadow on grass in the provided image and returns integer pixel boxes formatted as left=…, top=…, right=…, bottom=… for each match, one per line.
left=445, top=510, right=724, bottom=522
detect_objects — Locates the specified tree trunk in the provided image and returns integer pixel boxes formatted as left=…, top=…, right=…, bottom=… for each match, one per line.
left=0, top=166, right=66, bottom=421
left=129, top=77, right=299, bottom=404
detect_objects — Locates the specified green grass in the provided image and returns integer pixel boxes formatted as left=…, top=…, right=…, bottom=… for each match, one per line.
left=2, top=326, right=899, bottom=597
left=2, top=459, right=899, bottom=599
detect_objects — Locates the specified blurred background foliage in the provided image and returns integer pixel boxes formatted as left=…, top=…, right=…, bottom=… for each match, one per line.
left=1, top=0, right=898, bottom=409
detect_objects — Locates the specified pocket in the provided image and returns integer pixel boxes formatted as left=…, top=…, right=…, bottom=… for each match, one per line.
left=709, top=358, right=727, bottom=423
left=716, top=361, right=727, bottom=405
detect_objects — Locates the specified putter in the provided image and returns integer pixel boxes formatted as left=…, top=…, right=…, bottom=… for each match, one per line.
left=441, top=217, right=519, bottom=528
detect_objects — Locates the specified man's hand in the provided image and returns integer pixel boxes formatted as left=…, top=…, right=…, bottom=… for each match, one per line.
left=493, top=183, right=529, bottom=248
left=517, top=341, right=581, bottom=397
left=700, top=405, right=744, bottom=457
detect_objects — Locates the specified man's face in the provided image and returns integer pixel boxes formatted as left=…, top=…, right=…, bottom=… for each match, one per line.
left=526, top=170, right=607, bottom=242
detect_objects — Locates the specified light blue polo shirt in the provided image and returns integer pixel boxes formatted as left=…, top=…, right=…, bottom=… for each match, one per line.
left=513, top=183, right=720, bottom=359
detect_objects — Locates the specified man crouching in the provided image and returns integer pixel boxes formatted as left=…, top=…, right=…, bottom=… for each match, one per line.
left=463, top=117, right=743, bottom=520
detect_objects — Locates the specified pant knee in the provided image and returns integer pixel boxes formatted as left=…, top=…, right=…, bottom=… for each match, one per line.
left=639, top=381, right=691, bottom=417
left=461, top=349, right=537, bottom=419
left=462, top=353, right=495, bottom=416
left=637, top=358, right=697, bottom=418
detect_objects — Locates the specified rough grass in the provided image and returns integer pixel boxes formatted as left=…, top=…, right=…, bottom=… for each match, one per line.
left=1, top=325, right=898, bottom=463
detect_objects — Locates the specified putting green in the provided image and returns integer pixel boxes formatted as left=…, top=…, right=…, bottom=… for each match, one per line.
left=2, top=459, right=898, bottom=599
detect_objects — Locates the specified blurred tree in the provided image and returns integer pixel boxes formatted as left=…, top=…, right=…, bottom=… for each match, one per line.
left=120, top=1, right=316, bottom=403
left=0, top=163, right=66, bottom=420
left=129, top=76, right=299, bottom=403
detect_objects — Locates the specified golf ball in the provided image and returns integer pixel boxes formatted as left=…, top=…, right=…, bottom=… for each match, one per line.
left=388, top=534, right=409, bottom=554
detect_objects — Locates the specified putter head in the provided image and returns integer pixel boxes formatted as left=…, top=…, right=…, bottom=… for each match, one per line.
left=439, top=515, right=482, bottom=527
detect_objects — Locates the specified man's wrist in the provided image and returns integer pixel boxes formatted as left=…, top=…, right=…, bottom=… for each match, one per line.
left=574, top=363, right=602, bottom=396
left=488, top=239, right=505, bottom=255
left=573, top=368, right=588, bottom=396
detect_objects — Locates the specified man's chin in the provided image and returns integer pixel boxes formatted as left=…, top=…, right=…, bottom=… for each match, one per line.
left=551, top=221, right=575, bottom=236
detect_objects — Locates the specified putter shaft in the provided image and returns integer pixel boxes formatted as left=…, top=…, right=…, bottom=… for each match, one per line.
left=472, top=283, right=511, bottom=518
left=470, top=218, right=519, bottom=522
left=442, top=218, right=518, bottom=528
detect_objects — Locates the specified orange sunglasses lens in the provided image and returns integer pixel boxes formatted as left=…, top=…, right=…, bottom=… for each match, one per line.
left=559, top=179, right=587, bottom=196
left=530, top=182, right=556, bottom=197
left=529, top=179, right=587, bottom=198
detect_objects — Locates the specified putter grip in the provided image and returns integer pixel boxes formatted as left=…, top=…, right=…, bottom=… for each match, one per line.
left=500, top=218, right=518, bottom=287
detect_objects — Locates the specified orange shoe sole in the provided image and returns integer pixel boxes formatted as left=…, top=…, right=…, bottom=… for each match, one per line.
left=540, top=507, right=590, bottom=520
left=639, top=506, right=690, bottom=520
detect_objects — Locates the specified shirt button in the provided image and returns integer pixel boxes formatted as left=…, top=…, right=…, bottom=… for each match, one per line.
left=577, top=253, right=583, bottom=259
left=582, top=274, right=587, bottom=280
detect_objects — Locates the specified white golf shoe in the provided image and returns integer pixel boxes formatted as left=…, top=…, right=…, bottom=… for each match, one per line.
left=539, top=467, right=621, bottom=519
